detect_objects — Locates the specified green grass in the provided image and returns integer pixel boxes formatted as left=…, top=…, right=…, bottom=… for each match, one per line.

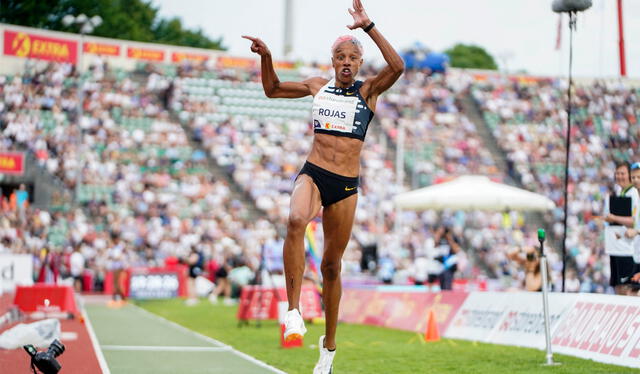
left=138, top=299, right=636, bottom=374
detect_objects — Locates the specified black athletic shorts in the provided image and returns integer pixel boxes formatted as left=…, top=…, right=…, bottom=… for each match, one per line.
left=297, top=161, right=359, bottom=207
left=609, top=255, right=640, bottom=287
left=189, top=265, right=203, bottom=279
left=215, top=267, right=228, bottom=279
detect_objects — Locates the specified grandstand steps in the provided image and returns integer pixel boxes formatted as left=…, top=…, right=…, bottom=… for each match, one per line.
left=459, top=93, right=559, bottom=251
left=171, top=111, right=266, bottom=222
left=130, top=69, right=266, bottom=222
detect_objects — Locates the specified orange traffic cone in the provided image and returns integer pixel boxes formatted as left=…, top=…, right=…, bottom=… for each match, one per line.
left=424, top=309, right=440, bottom=342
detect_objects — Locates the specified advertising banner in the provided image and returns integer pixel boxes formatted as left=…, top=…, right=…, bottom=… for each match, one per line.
left=217, top=56, right=256, bottom=69
left=0, top=254, right=33, bottom=292
left=127, top=47, right=165, bottom=62
left=237, top=286, right=322, bottom=321
left=83, top=42, right=120, bottom=57
left=0, top=152, right=24, bottom=175
left=445, top=292, right=577, bottom=348
left=339, top=287, right=468, bottom=334
left=171, top=52, right=208, bottom=63
left=129, top=272, right=180, bottom=299
left=552, top=293, right=640, bottom=368
left=3, top=30, right=77, bottom=64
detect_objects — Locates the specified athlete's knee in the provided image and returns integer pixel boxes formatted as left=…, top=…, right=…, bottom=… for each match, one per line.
left=321, top=259, right=341, bottom=281
left=287, top=212, right=308, bottom=233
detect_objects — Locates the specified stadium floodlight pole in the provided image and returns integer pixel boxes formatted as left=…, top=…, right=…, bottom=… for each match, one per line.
left=283, top=0, right=294, bottom=58
left=62, top=13, right=102, bottom=201
left=394, top=119, right=405, bottom=249
left=538, top=229, right=559, bottom=366
left=552, top=0, right=592, bottom=293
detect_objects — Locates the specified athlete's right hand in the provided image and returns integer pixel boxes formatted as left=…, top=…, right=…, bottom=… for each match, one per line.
left=242, top=35, right=270, bottom=56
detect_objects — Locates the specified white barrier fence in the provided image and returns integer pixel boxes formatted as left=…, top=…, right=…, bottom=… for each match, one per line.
left=0, top=254, right=33, bottom=293
left=445, top=291, right=640, bottom=368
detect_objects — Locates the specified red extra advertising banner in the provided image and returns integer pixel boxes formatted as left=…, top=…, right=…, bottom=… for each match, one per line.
left=83, top=42, right=120, bottom=56
left=171, top=52, right=209, bottom=63
left=127, top=47, right=165, bottom=62
left=3, top=30, right=77, bottom=64
left=339, top=288, right=468, bottom=334
left=0, top=152, right=24, bottom=175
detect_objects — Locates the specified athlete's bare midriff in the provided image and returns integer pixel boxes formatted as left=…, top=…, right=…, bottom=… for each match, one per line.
left=306, top=133, right=364, bottom=177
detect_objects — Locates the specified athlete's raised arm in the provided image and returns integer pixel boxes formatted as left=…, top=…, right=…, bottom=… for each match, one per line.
left=347, top=0, right=404, bottom=101
left=242, top=35, right=325, bottom=99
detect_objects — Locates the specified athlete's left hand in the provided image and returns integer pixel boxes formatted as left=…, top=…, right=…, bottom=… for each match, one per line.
left=347, top=0, right=372, bottom=30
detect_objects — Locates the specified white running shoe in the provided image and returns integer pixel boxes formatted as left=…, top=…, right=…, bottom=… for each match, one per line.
left=313, top=335, right=335, bottom=374
left=283, top=308, right=307, bottom=342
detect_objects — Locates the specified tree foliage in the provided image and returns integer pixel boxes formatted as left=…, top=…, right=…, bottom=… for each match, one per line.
left=444, top=43, right=497, bottom=70
left=0, top=0, right=224, bottom=50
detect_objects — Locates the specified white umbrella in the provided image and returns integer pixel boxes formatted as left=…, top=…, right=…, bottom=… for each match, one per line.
left=393, top=175, right=555, bottom=212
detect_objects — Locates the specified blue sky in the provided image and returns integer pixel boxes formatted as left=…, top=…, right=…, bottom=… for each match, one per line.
left=153, top=0, right=640, bottom=78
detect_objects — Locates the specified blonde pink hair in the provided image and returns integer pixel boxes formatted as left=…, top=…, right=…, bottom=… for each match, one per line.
left=331, top=35, right=363, bottom=56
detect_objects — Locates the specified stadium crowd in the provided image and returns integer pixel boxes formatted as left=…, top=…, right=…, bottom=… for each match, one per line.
left=0, top=60, right=278, bottom=301
left=1, top=55, right=638, bottom=297
left=471, top=75, right=639, bottom=292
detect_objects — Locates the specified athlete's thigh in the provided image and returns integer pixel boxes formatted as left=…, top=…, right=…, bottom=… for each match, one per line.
left=321, top=194, right=358, bottom=258
left=289, top=174, right=322, bottom=223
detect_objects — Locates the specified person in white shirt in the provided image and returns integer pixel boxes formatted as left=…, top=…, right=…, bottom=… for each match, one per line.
left=625, top=163, right=640, bottom=288
left=70, top=246, right=85, bottom=292
left=604, top=162, right=639, bottom=295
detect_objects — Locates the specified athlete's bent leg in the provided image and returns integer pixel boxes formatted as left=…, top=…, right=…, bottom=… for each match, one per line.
left=283, top=175, right=321, bottom=342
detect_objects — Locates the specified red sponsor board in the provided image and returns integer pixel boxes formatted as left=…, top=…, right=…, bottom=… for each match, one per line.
left=217, top=56, right=256, bottom=69
left=3, top=30, right=77, bottom=64
left=127, top=47, right=165, bottom=62
left=237, top=286, right=322, bottom=321
left=171, top=52, right=209, bottom=63
left=0, top=152, right=24, bottom=175
left=84, top=42, right=120, bottom=56
left=14, top=284, right=78, bottom=315
left=339, top=288, right=468, bottom=334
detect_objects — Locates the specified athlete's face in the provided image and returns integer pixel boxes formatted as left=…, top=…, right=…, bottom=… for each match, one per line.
left=331, top=42, right=363, bottom=86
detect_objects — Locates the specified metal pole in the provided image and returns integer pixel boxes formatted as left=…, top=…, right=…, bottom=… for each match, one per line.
left=283, top=0, right=294, bottom=58
left=75, top=31, right=85, bottom=202
left=538, top=229, right=558, bottom=366
left=617, top=0, right=627, bottom=77
left=561, top=12, right=576, bottom=293
left=394, top=120, right=405, bottom=246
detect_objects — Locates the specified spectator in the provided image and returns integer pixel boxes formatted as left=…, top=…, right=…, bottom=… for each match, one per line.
left=433, top=225, right=461, bottom=290
left=70, top=245, right=85, bottom=292
left=185, top=245, right=204, bottom=306
left=604, top=162, right=639, bottom=295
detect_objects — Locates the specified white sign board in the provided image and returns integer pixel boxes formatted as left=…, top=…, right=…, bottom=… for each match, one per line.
left=0, top=254, right=34, bottom=292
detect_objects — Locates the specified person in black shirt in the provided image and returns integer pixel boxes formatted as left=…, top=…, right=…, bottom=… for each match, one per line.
left=433, top=225, right=461, bottom=290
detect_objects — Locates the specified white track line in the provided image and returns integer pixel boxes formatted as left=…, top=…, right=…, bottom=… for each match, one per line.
left=131, top=304, right=288, bottom=374
left=80, top=303, right=111, bottom=374
left=102, top=345, right=232, bottom=352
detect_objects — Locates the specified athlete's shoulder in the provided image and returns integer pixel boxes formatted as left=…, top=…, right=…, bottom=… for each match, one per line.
left=306, top=77, right=331, bottom=96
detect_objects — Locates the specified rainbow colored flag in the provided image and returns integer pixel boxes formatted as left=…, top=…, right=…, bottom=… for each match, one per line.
left=305, top=221, right=323, bottom=291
